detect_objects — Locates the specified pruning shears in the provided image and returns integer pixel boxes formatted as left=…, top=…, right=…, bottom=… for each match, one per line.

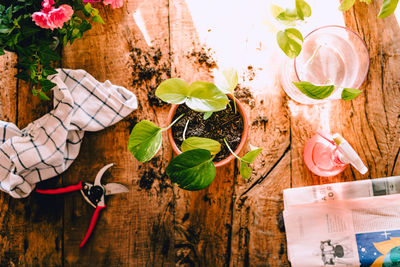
left=35, top=163, right=129, bottom=247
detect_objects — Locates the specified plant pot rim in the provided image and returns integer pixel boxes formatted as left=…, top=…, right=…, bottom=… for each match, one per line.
left=167, top=94, right=249, bottom=168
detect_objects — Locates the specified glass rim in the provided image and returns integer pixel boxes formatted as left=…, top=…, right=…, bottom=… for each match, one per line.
left=293, top=25, right=370, bottom=89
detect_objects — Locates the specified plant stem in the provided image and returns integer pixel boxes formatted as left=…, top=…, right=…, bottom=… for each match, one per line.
left=182, top=119, right=190, bottom=140
left=233, top=96, right=237, bottom=114
left=162, top=113, right=184, bottom=131
left=223, top=138, right=241, bottom=160
left=305, top=44, right=322, bottom=67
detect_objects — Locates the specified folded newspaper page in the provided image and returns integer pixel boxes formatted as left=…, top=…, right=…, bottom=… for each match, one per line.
left=283, top=176, right=400, bottom=267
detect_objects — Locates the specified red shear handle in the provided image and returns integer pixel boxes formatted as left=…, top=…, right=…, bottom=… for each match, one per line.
left=36, top=181, right=83, bottom=194
left=80, top=205, right=106, bottom=248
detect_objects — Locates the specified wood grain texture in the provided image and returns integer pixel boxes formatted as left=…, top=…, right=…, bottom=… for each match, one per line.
left=0, top=0, right=399, bottom=266
left=0, top=53, right=62, bottom=265
left=62, top=1, right=175, bottom=266
left=169, top=0, right=237, bottom=265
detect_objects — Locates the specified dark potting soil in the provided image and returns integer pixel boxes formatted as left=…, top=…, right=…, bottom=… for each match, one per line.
left=171, top=100, right=244, bottom=162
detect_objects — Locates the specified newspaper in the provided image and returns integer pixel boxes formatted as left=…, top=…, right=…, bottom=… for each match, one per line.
left=283, top=176, right=400, bottom=267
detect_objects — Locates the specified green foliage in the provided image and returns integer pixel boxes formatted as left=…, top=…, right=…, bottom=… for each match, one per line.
left=127, top=114, right=184, bottom=162
left=293, top=81, right=335, bottom=100
left=181, top=137, right=221, bottom=155
left=339, top=0, right=398, bottom=18
left=215, top=68, right=238, bottom=94
left=155, top=78, right=229, bottom=112
left=378, top=0, right=399, bottom=18
left=339, top=0, right=356, bottom=11
left=277, top=28, right=303, bottom=58
left=271, top=0, right=310, bottom=58
left=224, top=139, right=263, bottom=179
left=341, top=87, right=362, bottom=100
left=0, top=1, right=104, bottom=99
left=128, top=120, right=163, bottom=163
left=166, top=149, right=216, bottom=191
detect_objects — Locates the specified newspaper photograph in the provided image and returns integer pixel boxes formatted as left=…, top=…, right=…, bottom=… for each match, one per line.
left=283, top=177, right=400, bottom=267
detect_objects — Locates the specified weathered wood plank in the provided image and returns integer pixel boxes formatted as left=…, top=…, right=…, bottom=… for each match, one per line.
left=169, top=1, right=238, bottom=265
left=0, top=53, right=62, bottom=266
left=62, top=1, right=175, bottom=265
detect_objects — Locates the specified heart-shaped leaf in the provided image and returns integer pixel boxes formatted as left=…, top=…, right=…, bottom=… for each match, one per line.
left=378, top=0, right=399, bottom=18
left=276, top=8, right=300, bottom=25
left=296, top=0, right=311, bottom=19
left=128, top=120, right=162, bottom=162
left=341, top=87, right=362, bottom=101
left=166, top=149, right=216, bottom=191
left=181, top=137, right=221, bottom=155
left=277, top=28, right=303, bottom=58
left=186, top=81, right=229, bottom=112
left=338, top=0, right=356, bottom=11
left=270, top=4, right=284, bottom=18
left=240, top=161, right=253, bottom=179
left=214, top=68, right=238, bottom=94
left=293, top=81, right=335, bottom=100
left=155, top=78, right=189, bottom=104
left=241, top=146, right=263, bottom=164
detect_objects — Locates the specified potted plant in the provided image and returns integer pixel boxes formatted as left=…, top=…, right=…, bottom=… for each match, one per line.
left=128, top=69, right=262, bottom=191
left=0, top=0, right=122, bottom=99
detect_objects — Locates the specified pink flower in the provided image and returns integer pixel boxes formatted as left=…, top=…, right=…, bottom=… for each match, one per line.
left=102, top=0, right=124, bottom=9
left=32, top=0, right=74, bottom=30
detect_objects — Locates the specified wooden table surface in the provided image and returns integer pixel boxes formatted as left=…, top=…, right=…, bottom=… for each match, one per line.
left=0, top=0, right=399, bottom=266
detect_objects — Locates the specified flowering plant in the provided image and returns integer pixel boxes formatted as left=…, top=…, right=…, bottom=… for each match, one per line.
left=0, top=0, right=123, bottom=99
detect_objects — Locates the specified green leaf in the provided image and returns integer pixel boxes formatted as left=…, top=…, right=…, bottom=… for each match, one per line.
left=359, top=0, right=371, bottom=3
left=15, top=72, right=30, bottom=82
left=0, top=48, right=5, bottom=55
left=277, top=28, right=303, bottom=58
left=276, top=8, right=300, bottom=25
left=270, top=4, right=284, bottom=18
left=186, top=81, right=229, bottom=112
left=240, top=161, right=252, bottom=179
left=296, top=0, right=311, bottom=19
left=128, top=120, right=162, bottom=162
left=293, top=81, right=335, bottom=99
left=92, top=15, right=105, bottom=24
left=338, top=0, right=356, bottom=11
left=166, top=149, right=216, bottom=191
left=341, top=87, right=362, bottom=101
left=221, top=68, right=238, bottom=94
left=181, top=137, right=221, bottom=155
left=38, top=46, right=60, bottom=61
left=378, top=0, right=399, bottom=18
left=0, top=25, right=11, bottom=34
left=241, top=146, right=263, bottom=164
left=38, top=91, right=51, bottom=101
left=83, top=3, right=94, bottom=17
left=155, top=78, right=189, bottom=104
left=203, top=111, right=213, bottom=120
left=43, top=68, right=58, bottom=76
left=39, top=79, right=57, bottom=91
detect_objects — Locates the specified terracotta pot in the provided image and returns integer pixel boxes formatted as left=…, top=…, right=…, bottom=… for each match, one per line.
left=167, top=94, right=249, bottom=168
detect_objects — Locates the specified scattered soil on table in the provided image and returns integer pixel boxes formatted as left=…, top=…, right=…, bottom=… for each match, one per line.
left=171, top=100, right=244, bottom=162
left=246, top=65, right=256, bottom=81
left=234, top=85, right=255, bottom=108
left=252, top=115, right=268, bottom=126
left=130, top=47, right=171, bottom=107
left=187, top=47, right=217, bottom=70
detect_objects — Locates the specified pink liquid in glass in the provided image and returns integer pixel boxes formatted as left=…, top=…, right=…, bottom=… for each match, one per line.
left=303, top=132, right=347, bottom=176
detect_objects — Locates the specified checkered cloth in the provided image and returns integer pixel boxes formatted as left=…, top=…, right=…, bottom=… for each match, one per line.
left=0, top=69, right=137, bottom=198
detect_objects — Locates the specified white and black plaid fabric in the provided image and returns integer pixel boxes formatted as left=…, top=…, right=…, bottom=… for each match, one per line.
left=0, top=69, right=137, bottom=198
